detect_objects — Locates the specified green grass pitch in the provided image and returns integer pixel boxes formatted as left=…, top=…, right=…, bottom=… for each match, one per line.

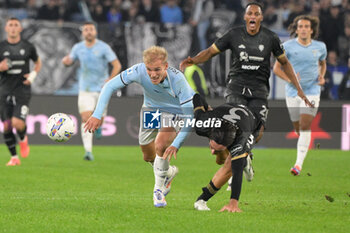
left=0, top=145, right=349, bottom=233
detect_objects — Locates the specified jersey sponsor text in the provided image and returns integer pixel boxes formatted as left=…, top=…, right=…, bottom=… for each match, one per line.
left=241, top=65, right=260, bottom=70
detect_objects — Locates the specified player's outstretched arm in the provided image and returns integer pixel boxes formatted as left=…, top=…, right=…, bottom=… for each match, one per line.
left=167, top=101, right=194, bottom=160
left=93, top=72, right=128, bottom=121
left=179, top=56, right=195, bottom=72
left=84, top=117, right=102, bottom=133
left=179, top=45, right=219, bottom=71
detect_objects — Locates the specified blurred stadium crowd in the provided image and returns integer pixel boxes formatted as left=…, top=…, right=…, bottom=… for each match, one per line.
left=1, top=0, right=350, bottom=99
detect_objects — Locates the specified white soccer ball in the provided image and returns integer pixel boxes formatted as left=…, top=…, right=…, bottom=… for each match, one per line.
left=46, top=113, right=75, bottom=142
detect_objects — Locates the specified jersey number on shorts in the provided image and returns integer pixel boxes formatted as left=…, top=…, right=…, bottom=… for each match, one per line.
left=259, top=105, right=268, bottom=122
left=246, top=134, right=255, bottom=150
left=223, top=107, right=249, bottom=124
left=21, top=105, right=29, bottom=118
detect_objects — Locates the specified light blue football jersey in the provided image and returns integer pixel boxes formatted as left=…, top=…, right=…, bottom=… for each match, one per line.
left=70, top=39, right=117, bottom=92
left=283, top=39, right=327, bottom=97
left=94, top=63, right=195, bottom=116
left=92, top=63, right=195, bottom=149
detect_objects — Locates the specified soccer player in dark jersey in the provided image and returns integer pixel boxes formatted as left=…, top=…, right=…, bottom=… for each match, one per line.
left=0, top=17, right=42, bottom=166
left=192, top=94, right=258, bottom=212
left=180, top=2, right=313, bottom=190
left=180, top=2, right=313, bottom=139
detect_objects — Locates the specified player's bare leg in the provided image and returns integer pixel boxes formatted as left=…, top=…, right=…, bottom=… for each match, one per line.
left=212, top=155, right=232, bottom=188
left=11, top=117, right=26, bottom=131
left=214, top=149, right=228, bottom=165
left=255, top=125, right=265, bottom=143
left=140, top=141, right=156, bottom=164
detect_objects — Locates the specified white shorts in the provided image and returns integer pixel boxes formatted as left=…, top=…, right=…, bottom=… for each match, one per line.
left=138, top=108, right=182, bottom=146
left=286, top=95, right=320, bottom=122
left=78, top=91, right=107, bottom=116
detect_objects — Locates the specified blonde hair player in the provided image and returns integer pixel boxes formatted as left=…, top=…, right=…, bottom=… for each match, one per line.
left=84, top=46, right=195, bottom=207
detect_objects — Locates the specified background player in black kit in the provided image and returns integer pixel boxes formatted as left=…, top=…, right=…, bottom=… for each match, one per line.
left=0, top=17, right=42, bottom=166
left=192, top=94, right=259, bottom=212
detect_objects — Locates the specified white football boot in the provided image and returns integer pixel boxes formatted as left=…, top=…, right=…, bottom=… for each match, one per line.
left=226, top=177, right=232, bottom=191
left=194, top=200, right=210, bottom=211
left=153, top=189, right=167, bottom=208
left=163, top=165, right=179, bottom=196
left=243, top=153, right=254, bottom=182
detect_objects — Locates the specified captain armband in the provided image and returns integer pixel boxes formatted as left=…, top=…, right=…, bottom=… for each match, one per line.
left=194, top=106, right=205, bottom=112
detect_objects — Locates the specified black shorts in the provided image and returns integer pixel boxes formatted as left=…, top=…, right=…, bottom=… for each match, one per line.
left=0, top=94, right=31, bottom=121
left=225, top=93, right=268, bottom=127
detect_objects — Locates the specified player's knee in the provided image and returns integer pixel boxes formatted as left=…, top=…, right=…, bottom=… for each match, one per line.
left=142, top=154, right=154, bottom=163
left=81, top=112, right=92, bottom=123
left=140, top=143, right=155, bottom=162
left=11, top=118, right=25, bottom=131
left=81, top=116, right=89, bottom=123
left=299, top=123, right=311, bottom=131
left=216, top=157, right=225, bottom=165
left=215, top=151, right=228, bottom=165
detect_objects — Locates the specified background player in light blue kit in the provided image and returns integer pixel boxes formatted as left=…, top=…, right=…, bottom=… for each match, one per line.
left=84, top=46, right=195, bottom=207
left=62, top=22, right=121, bottom=161
left=273, top=15, right=327, bottom=176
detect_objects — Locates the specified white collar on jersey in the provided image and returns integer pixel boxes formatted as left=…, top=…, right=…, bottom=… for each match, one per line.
left=162, top=72, right=176, bottom=97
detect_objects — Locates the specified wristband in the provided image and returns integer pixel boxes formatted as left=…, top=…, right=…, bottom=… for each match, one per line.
left=6, top=58, right=12, bottom=68
left=27, top=71, right=37, bottom=83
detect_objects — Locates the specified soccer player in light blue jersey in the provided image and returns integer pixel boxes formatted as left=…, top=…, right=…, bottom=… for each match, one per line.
left=84, top=46, right=195, bottom=207
left=62, top=22, right=121, bottom=161
left=273, top=15, right=327, bottom=176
